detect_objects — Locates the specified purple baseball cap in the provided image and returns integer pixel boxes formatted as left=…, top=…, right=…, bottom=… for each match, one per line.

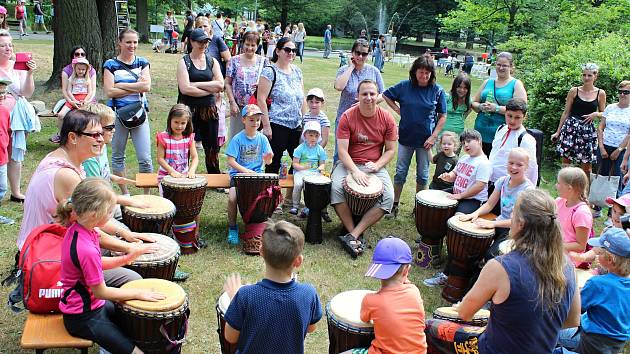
left=365, top=236, right=412, bottom=279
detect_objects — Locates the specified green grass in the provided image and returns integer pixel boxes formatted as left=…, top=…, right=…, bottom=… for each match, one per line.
left=0, top=40, right=580, bottom=353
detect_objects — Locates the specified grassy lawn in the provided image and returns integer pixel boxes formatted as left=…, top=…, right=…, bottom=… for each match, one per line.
left=0, top=40, right=568, bottom=353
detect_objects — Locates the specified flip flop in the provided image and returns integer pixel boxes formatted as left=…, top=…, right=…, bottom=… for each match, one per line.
left=338, top=233, right=363, bottom=259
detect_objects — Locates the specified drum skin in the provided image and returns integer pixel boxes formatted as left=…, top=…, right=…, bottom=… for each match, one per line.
left=160, top=176, right=208, bottom=220
left=216, top=292, right=237, bottom=354
left=342, top=174, right=383, bottom=216
left=326, top=290, right=375, bottom=354
left=432, top=306, right=489, bottom=327
left=111, top=234, right=180, bottom=281
left=122, top=195, right=176, bottom=234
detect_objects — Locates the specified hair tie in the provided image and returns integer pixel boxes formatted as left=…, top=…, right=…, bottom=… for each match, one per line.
left=549, top=214, right=556, bottom=221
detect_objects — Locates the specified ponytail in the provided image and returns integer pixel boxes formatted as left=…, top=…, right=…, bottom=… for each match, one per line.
left=56, top=198, right=75, bottom=226
left=55, top=178, right=117, bottom=226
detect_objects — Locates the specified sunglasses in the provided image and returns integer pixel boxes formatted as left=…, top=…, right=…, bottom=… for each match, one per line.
left=280, top=47, right=298, bottom=54
left=77, top=131, right=103, bottom=139
left=619, top=90, right=630, bottom=95
left=354, top=51, right=369, bottom=57
left=74, top=52, right=86, bottom=57
left=103, top=124, right=115, bottom=131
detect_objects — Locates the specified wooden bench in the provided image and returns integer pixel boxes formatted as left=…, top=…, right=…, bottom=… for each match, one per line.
left=135, top=173, right=294, bottom=190
left=21, top=312, right=93, bottom=354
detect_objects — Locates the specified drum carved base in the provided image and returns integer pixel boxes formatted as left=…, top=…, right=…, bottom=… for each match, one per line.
left=415, top=241, right=442, bottom=269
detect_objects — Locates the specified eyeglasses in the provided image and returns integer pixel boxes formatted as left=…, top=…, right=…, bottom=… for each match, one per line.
left=77, top=131, right=103, bottom=139
left=74, top=52, right=86, bottom=57
left=103, top=124, right=115, bottom=131
left=354, top=51, right=369, bottom=57
left=280, top=47, right=298, bottom=54
left=619, top=90, right=630, bottom=95
left=496, top=64, right=511, bottom=68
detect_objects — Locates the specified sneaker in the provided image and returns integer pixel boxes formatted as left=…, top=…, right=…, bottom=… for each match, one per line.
left=0, top=216, right=15, bottom=225
left=299, top=207, right=309, bottom=218
left=423, top=272, right=447, bottom=287
left=289, top=207, right=299, bottom=215
left=274, top=206, right=283, bottom=214
left=385, top=204, right=399, bottom=219
left=228, top=226, right=239, bottom=245
left=322, top=210, right=332, bottom=222
left=173, top=269, right=190, bottom=282
left=592, top=210, right=601, bottom=218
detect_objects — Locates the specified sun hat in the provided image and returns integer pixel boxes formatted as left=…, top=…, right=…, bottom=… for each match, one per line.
left=364, top=236, right=412, bottom=279
left=72, top=57, right=90, bottom=66
left=190, top=28, right=210, bottom=42
left=606, top=194, right=630, bottom=208
left=302, top=120, right=321, bottom=135
left=588, top=227, right=630, bottom=258
left=0, top=6, right=7, bottom=14
left=306, top=88, right=325, bottom=101
left=241, top=104, right=263, bottom=117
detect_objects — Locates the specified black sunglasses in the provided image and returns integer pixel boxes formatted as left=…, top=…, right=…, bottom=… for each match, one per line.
left=103, top=124, right=115, bottom=131
left=280, top=47, right=298, bottom=54
left=77, top=131, right=103, bottom=139
left=354, top=51, right=369, bottom=57
left=619, top=90, right=630, bottom=95
left=74, top=52, right=86, bottom=57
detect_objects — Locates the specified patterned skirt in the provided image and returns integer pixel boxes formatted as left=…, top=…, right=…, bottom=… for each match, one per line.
left=556, top=115, right=597, bottom=164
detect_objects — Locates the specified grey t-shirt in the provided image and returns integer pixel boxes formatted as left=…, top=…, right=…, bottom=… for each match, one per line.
left=494, top=175, right=534, bottom=221
left=261, top=64, right=304, bottom=129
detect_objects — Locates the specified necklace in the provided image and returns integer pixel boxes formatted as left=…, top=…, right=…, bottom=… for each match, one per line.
left=59, top=146, right=80, bottom=170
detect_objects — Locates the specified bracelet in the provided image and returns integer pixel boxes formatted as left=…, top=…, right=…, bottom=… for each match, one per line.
left=495, top=105, right=500, bottom=113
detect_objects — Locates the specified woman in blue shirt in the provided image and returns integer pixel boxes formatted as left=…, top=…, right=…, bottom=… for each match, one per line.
left=383, top=56, right=447, bottom=217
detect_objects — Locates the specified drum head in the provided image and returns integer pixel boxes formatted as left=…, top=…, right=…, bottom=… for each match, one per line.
left=498, top=239, right=514, bottom=255
left=303, top=175, right=331, bottom=185
left=217, top=292, right=231, bottom=314
left=233, top=173, right=279, bottom=180
left=111, top=234, right=179, bottom=263
left=434, top=306, right=489, bottom=322
left=448, top=215, right=495, bottom=237
left=124, top=195, right=176, bottom=217
left=416, top=190, right=458, bottom=207
left=576, top=269, right=594, bottom=289
left=120, top=279, right=186, bottom=312
left=329, top=290, right=375, bottom=328
left=344, top=173, right=383, bottom=196
left=161, top=176, right=208, bottom=189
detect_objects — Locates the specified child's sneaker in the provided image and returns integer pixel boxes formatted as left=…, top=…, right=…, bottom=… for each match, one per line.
left=299, top=207, right=309, bottom=218
left=322, top=210, right=332, bottom=222
left=423, top=272, right=447, bottom=287
left=227, top=226, right=239, bottom=245
left=289, top=207, right=299, bottom=215
left=0, top=215, right=15, bottom=225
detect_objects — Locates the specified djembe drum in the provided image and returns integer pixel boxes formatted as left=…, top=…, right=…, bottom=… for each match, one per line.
left=122, top=195, right=176, bottom=235
left=216, top=292, right=237, bottom=354
left=233, top=173, right=282, bottom=255
left=303, top=175, right=331, bottom=244
left=442, top=216, right=494, bottom=303
left=342, top=173, right=383, bottom=223
left=160, top=176, right=207, bottom=254
left=425, top=307, right=488, bottom=354
left=115, top=279, right=189, bottom=353
left=432, top=306, right=490, bottom=327
left=414, top=190, right=458, bottom=268
left=326, top=290, right=375, bottom=354
left=111, top=234, right=180, bottom=280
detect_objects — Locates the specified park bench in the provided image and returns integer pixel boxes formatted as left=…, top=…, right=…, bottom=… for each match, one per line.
left=21, top=312, right=93, bottom=354
left=135, top=173, right=294, bottom=190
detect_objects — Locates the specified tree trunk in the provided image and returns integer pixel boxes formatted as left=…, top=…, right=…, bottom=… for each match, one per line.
left=280, top=0, right=288, bottom=29
left=433, top=26, right=441, bottom=48
left=46, top=0, right=102, bottom=90
left=187, top=0, right=193, bottom=9
left=97, top=0, right=118, bottom=68
left=465, top=28, right=474, bottom=49
left=136, top=0, right=149, bottom=43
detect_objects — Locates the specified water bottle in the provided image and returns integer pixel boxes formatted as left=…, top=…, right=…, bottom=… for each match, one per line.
left=485, top=88, right=495, bottom=113
left=279, top=151, right=289, bottom=179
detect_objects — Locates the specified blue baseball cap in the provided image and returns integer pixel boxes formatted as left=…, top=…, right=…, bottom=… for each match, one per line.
left=588, top=227, right=630, bottom=258
left=365, top=236, right=412, bottom=279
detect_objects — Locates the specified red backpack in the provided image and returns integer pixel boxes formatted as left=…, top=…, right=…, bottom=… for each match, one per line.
left=9, top=223, right=67, bottom=313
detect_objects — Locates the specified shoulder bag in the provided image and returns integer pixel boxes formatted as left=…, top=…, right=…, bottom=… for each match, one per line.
left=113, top=59, right=147, bottom=129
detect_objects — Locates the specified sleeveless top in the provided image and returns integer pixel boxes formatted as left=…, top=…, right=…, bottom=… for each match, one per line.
left=177, top=54, right=215, bottom=108
left=17, top=156, right=85, bottom=250
left=479, top=251, right=576, bottom=354
left=156, top=131, right=194, bottom=180
left=474, top=79, right=517, bottom=143
left=570, top=88, right=599, bottom=117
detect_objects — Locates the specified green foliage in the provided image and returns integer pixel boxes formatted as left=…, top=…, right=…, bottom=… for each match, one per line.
left=503, top=0, right=630, bottom=157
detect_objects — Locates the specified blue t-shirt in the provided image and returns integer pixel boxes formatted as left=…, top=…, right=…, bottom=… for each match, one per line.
left=581, top=273, right=630, bottom=341
left=103, top=56, right=150, bottom=109
left=324, top=29, right=332, bottom=43
left=224, top=278, right=323, bottom=354
left=226, top=131, right=272, bottom=177
left=206, top=34, right=229, bottom=76
left=494, top=176, right=534, bottom=221
left=293, top=142, right=327, bottom=171
left=261, top=64, right=304, bottom=129
left=383, top=80, right=446, bottom=148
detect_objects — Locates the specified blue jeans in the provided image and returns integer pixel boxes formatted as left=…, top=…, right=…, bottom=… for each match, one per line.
left=111, top=114, right=153, bottom=174
left=393, top=143, right=430, bottom=186
left=0, top=163, right=7, bottom=199
left=296, top=42, right=304, bottom=62
left=556, top=327, right=580, bottom=352
left=164, top=29, right=174, bottom=47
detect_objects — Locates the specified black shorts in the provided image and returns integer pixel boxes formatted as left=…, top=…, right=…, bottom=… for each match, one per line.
left=63, top=301, right=135, bottom=354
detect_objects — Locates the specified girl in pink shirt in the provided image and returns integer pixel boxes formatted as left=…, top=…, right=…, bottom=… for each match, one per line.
left=58, top=178, right=164, bottom=354
left=156, top=104, right=198, bottom=181
left=555, top=167, right=593, bottom=265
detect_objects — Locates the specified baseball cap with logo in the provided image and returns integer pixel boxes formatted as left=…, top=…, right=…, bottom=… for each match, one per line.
left=588, top=227, right=630, bottom=258
left=241, top=104, right=263, bottom=117
left=364, top=236, right=412, bottom=279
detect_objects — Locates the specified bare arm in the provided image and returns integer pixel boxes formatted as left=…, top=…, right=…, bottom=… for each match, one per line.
left=320, top=127, right=330, bottom=148
left=257, top=75, right=272, bottom=138
left=373, top=139, right=396, bottom=170
left=157, top=143, right=183, bottom=177
left=190, top=58, right=225, bottom=92
left=61, top=71, right=73, bottom=103
left=337, top=138, right=359, bottom=174
left=553, top=88, right=577, bottom=137
left=19, top=66, right=36, bottom=98
left=115, top=66, right=151, bottom=93
left=597, top=116, right=607, bottom=158
left=563, top=278, right=582, bottom=328
left=513, top=79, right=528, bottom=102
left=470, top=79, right=489, bottom=113
left=91, top=281, right=165, bottom=302
left=188, top=139, right=199, bottom=178
left=176, top=58, right=216, bottom=97
left=563, top=226, right=589, bottom=253
left=334, top=64, right=354, bottom=91
left=224, top=323, right=240, bottom=344
left=382, top=95, right=400, bottom=115
left=452, top=181, right=486, bottom=200
left=227, top=156, right=255, bottom=174
left=221, top=49, right=232, bottom=65
left=458, top=259, right=506, bottom=321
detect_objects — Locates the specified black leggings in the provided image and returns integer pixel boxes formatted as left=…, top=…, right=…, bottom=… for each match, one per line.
left=265, top=122, right=302, bottom=174
left=64, top=301, right=135, bottom=354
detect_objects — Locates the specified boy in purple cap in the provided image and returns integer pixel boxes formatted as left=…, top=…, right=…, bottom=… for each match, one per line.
left=354, top=237, right=427, bottom=354
left=557, top=227, right=630, bottom=354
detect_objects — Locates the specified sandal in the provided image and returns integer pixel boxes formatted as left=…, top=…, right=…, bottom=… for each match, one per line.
left=242, top=235, right=263, bottom=255
left=338, top=233, right=363, bottom=259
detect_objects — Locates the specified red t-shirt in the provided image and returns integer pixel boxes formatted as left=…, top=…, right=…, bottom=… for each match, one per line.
left=59, top=223, right=105, bottom=314
left=0, top=105, right=10, bottom=165
left=15, top=5, right=25, bottom=19
left=336, top=105, right=398, bottom=164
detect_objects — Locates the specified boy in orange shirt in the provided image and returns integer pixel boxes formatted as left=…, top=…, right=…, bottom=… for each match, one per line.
left=350, top=237, right=427, bottom=353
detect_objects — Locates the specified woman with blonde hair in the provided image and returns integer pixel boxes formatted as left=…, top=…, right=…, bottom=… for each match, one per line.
left=457, top=189, right=581, bottom=353
left=293, top=22, right=306, bottom=63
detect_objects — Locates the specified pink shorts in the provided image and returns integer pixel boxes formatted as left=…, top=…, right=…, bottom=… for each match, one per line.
left=65, top=93, right=88, bottom=109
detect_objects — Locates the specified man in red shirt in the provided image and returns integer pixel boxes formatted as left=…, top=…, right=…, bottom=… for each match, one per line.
left=331, top=79, right=398, bottom=258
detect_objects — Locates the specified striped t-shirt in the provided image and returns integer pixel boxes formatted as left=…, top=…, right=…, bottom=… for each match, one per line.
left=156, top=131, right=195, bottom=180
left=103, top=56, right=150, bottom=109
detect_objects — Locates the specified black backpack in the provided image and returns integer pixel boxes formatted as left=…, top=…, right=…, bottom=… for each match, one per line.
left=497, top=124, right=544, bottom=186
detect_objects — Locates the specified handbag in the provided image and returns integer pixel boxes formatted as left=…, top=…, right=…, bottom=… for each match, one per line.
left=113, top=59, right=147, bottom=129
left=589, top=165, right=619, bottom=208
left=248, top=59, right=275, bottom=108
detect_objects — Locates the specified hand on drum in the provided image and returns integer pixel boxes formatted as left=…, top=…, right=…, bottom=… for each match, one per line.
left=351, top=170, right=370, bottom=187
left=124, top=231, right=156, bottom=244
left=447, top=193, right=462, bottom=200
left=127, top=242, right=160, bottom=259
left=263, top=152, right=273, bottom=165
left=364, top=161, right=379, bottom=173
left=458, top=214, right=476, bottom=222
left=438, top=172, right=455, bottom=183
left=474, top=218, right=495, bottom=229
left=169, top=171, right=185, bottom=178
left=187, top=170, right=196, bottom=179
left=135, top=289, right=167, bottom=302
left=128, top=198, right=151, bottom=209
left=224, top=273, right=243, bottom=299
